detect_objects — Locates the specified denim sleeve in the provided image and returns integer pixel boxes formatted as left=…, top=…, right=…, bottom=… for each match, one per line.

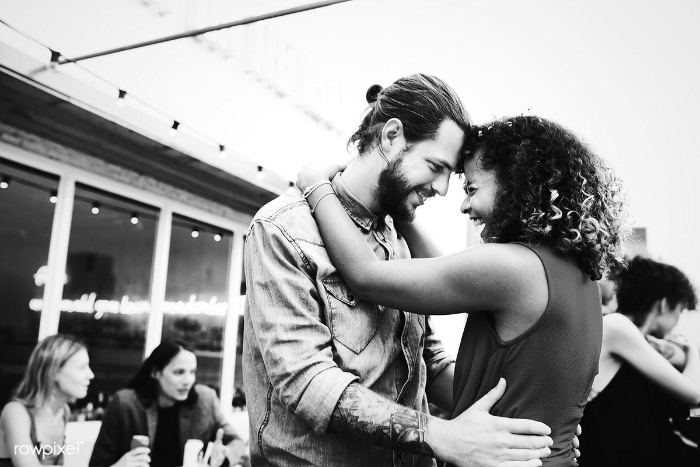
left=423, top=316, right=455, bottom=387
left=245, top=219, right=358, bottom=433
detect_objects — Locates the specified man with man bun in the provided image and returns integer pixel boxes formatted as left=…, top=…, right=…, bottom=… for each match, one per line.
left=243, top=74, right=553, bottom=467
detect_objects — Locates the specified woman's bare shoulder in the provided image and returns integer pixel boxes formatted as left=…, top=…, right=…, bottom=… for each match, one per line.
left=0, top=401, right=31, bottom=428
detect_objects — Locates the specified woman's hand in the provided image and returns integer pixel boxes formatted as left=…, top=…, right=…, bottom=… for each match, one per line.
left=296, top=160, right=346, bottom=192
left=111, top=447, right=150, bottom=467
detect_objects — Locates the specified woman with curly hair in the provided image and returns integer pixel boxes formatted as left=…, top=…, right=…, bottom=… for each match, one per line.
left=296, top=115, right=627, bottom=466
left=579, top=256, right=699, bottom=466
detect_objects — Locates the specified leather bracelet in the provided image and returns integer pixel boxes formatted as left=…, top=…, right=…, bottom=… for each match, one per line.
left=301, top=180, right=332, bottom=200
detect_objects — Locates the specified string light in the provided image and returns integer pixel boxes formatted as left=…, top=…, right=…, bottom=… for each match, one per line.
left=48, top=50, right=61, bottom=69
left=191, top=227, right=199, bottom=238
left=0, top=176, right=9, bottom=189
left=49, top=190, right=58, bottom=203
left=91, top=202, right=100, bottom=214
left=2, top=22, right=294, bottom=190
left=169, top=121, right=180, bottom=138
left=219, top=144, right=228, bottom=160
left=214, top=232, right=222, bottom=242
left=256, top=166, right=265, bottom=180
left=130, top=212, right=139, bottom=224
left=116, top=89, right=127, bottom=107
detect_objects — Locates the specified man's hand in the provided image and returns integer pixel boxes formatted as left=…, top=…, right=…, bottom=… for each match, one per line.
left=427, top=379, right=553, bottom=467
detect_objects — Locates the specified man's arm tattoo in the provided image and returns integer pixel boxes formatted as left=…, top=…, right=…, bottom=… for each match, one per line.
left=329, top=383, right=434, bottom=457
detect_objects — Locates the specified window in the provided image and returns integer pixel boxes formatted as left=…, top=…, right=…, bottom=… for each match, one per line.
left=161, top=214, right=232, bottom=393
left=57, top=184, right=158, bottom=402
left=0, top=158, right=59, bottom=405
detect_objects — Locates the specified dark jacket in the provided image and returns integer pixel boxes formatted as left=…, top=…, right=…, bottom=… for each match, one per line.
left=89, top=384, right=237, bottom=467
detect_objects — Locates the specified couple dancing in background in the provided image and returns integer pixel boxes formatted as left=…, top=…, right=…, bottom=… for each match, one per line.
left=243, top=73, right=626, bottom=467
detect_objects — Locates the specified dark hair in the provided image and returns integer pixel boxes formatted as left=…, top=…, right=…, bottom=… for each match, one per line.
left=462, top=116, right=628, bottom=280
left=127, top=340, right=195, bottom=401
left=614, top=256, right=696, bottom=325
left=348, top=73, right=471, bottom=154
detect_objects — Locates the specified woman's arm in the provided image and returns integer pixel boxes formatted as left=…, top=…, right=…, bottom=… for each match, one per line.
left=0, top=402, right=43, bottom=467
left=306, top=185, right=545, bottom=316
left=605, top=314, right=700, bottom=405
left=646, top=335, right=688, bottom=370
left=394, top=220, right=444, bottom=259
left=89, top=393, right=150, bottom=467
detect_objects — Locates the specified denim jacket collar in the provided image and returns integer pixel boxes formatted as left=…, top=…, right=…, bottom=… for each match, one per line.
left=332, top=173, right=385, bottom=232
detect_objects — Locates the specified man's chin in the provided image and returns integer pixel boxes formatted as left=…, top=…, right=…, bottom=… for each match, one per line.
left=388, top=204, right=416, bottom=223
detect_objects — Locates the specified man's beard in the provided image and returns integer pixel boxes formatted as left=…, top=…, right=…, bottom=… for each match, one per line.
left=374, top=158, right=416, bottom=222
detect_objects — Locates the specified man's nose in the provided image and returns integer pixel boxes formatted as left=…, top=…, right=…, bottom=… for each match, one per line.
left=460, top=197, right=470, bottom=214
left=432, top=173, right=450, bottom=197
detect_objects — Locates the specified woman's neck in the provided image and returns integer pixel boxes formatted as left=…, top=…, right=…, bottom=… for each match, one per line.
left=39, top=393, right=68, bottom=416
left=157, top=393, right=176, bottom=408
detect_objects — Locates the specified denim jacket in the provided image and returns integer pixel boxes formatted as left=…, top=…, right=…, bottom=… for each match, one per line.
left=242, top=174, right=453, bottom=467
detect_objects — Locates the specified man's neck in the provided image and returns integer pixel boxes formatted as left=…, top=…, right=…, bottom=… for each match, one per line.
left=340, top=150, right=385, bottom=215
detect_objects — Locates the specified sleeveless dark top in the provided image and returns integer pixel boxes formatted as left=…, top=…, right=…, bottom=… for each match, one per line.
left=452, top=243, right=602, bottom=467
left=579, top=362, right=696, bottom=466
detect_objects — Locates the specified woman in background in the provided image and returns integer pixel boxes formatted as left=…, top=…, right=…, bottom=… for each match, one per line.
left=0, top=334, right=94, bottom=466
left=90, top=340, right=246, bottom=467
left=579, top=256, right=700, bottom=466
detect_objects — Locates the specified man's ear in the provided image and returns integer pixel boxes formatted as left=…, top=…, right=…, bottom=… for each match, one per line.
left=652, top=298, right=667, bottom=315
left=380, top=118, right=405, bottom=156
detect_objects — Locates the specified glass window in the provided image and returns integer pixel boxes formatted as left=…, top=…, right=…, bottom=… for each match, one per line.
left=58, top=184, right=158, bottom=406
left=0, top=158, right=59, bottom=405
left=161, top=214, right=232, bottom=394
left=233, top=258, right=246, bottom=408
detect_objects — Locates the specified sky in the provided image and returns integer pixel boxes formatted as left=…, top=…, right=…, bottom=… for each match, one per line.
left=2, top=0, right=699, bottom=296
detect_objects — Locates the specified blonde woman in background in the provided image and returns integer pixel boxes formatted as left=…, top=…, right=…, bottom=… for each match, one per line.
left=0, top=334, right=94, bottom=466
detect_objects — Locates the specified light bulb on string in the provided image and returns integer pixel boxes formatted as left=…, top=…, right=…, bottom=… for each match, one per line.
left=48, top=50, right=61, bottom=70
left=214, top=232, right=222, bottom=242
left=191, top=228, right=199, bottom=238
left=91, top=202, right=100, bottom=215
left=0, top=176, right=9, bottom=189
left=169, top=121, right=180, bottom=138
left=219, top=145, right=228, bottom=160
left=116, top=90, right=127, bottom=108
left=130, top=212, right=139, bottom=225
left=49, top=190, right=58, bottom=204
left=256, top=166, right=265, bottom=180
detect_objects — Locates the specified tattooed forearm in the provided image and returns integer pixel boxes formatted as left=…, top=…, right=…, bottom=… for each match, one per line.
left=329, top=383, right=434, bottom=457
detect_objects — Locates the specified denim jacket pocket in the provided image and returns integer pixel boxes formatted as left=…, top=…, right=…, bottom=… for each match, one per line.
left=322, top=277, right=378, bottom=354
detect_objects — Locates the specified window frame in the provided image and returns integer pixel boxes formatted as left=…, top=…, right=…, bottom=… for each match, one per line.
left=1, top=141, right=248, bottom=410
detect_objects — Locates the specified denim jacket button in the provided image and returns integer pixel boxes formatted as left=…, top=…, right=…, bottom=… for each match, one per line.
left=347, top=294, right=355, bottom=301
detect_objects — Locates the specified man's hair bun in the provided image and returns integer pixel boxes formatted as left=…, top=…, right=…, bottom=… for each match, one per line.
left=365, top=84, right=383, bottom=105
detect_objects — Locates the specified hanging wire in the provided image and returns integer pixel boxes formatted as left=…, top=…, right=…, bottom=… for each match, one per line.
left=56, top=0, right=353, bottom=64
left=0, top=18, right=295, bottom=187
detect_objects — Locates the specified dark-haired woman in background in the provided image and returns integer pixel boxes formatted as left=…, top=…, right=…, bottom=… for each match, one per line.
left=90, top=341, right=246, bottom=467
left=0, top=334, right=94, bottom=466
left=297, top=115, right=627, bottom=466
left=579, top=256, right=700, bottom=466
